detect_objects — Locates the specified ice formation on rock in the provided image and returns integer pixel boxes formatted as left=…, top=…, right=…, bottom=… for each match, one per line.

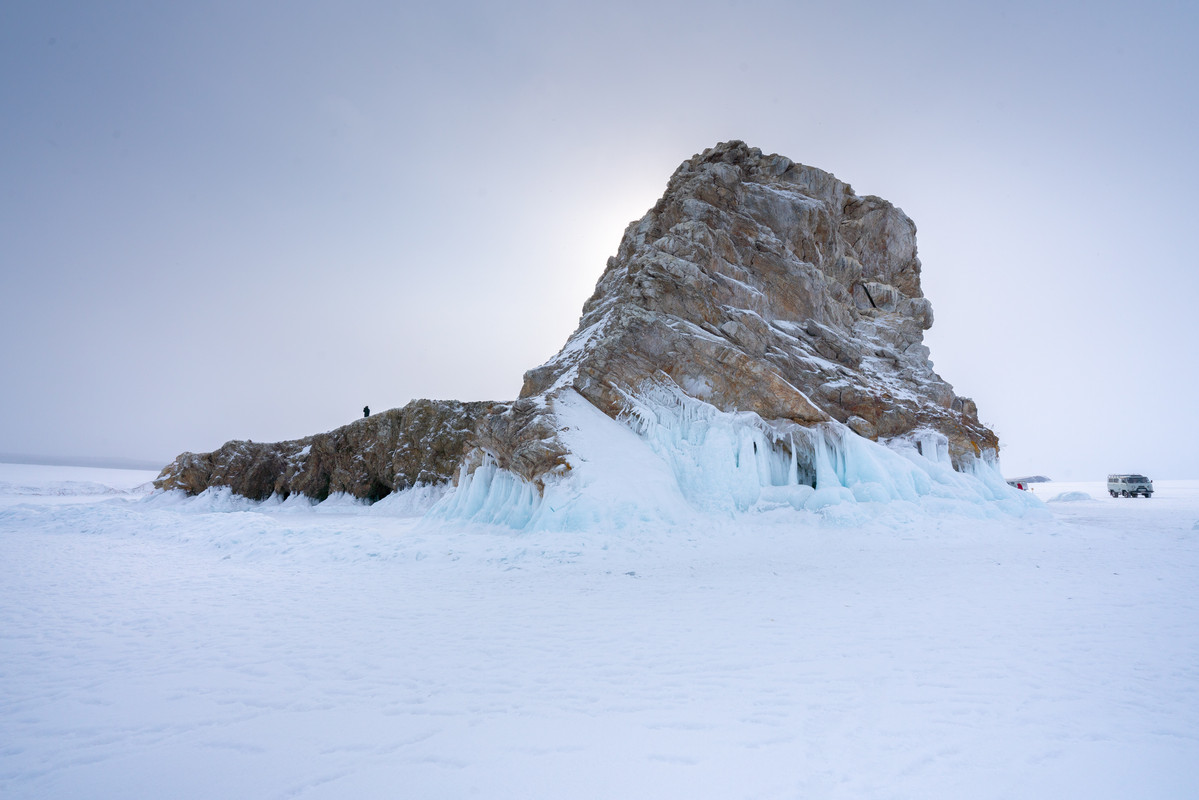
left=430, top=387, right=1037, bottom=530
left=434, top=141, right=1031, bottom=526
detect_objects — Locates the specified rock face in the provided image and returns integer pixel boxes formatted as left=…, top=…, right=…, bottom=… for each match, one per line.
left=474, top=140, right=997, bottom=488
left=155, top=399, right=495, bottom=500
left=157, top=140, right=999, bottom=508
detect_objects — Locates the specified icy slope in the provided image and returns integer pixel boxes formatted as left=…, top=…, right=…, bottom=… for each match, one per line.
left=430, top=390, right=697, bottom=529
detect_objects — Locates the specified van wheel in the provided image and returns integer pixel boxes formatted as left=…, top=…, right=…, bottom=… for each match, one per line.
left=1121, top=490, right=1130, bottom=497
left=1110, top=490, right=1118, bottom=497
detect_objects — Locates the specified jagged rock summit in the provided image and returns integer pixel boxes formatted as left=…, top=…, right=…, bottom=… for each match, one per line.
left=465, top=141, right=996, bottom=488
left=159, top=141, right=1018, bottom=524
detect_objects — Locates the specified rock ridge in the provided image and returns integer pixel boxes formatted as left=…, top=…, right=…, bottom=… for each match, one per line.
left=155, top=399, right=496, bottom=501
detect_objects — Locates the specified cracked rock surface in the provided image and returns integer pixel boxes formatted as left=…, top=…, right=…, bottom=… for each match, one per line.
left=483, top=140, right=997, bottom=484
left=155, top=400, right=496, bottom=500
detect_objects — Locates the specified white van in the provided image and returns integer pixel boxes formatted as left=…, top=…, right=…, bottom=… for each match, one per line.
left=1107, top=474, right=1153, bottom=498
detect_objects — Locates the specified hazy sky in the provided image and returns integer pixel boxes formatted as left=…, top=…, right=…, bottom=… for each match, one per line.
left=3, top=0, right=1197, bottom=480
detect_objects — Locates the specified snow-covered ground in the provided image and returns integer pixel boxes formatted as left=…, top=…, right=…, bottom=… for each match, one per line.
left=2, top=464, right=1198, bottom=799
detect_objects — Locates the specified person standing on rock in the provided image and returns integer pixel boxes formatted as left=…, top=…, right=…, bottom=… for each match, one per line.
left=363, top=405, right=370, bottom=418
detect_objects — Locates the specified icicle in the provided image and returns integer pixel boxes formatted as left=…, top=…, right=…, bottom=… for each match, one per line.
left=788, top=432, right=798, bottom=486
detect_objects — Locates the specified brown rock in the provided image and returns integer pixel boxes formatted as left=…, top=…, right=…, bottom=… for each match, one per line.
left=155, top=399, right=497, bottom=500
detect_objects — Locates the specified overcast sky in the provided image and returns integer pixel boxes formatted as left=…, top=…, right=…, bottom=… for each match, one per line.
left=2, top=0, right=1196, bottom=480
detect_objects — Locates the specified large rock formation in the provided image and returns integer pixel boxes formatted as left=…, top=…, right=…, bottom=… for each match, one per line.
left=158, top=141, right=1002, bottom=514
left=156, top=399, right=495, bottom=501
left=471, top=140, right=996, bottom=492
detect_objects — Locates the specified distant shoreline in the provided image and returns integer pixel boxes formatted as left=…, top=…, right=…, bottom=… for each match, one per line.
left=0, top=453, right=164, bottom=471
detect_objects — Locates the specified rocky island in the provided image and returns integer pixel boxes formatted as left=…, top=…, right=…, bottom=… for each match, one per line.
left=158, top=141, right=1016, bottom=525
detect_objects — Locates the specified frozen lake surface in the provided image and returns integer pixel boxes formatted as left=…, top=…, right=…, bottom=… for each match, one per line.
left=2, top=464, right=1197, bottom=798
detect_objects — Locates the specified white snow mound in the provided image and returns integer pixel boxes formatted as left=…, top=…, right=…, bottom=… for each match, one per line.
left=1048, top=491, right=1093, bottom=502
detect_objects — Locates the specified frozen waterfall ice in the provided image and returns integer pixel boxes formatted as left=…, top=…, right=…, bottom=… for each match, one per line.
left=428, top=387, right=1043, bottom=530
